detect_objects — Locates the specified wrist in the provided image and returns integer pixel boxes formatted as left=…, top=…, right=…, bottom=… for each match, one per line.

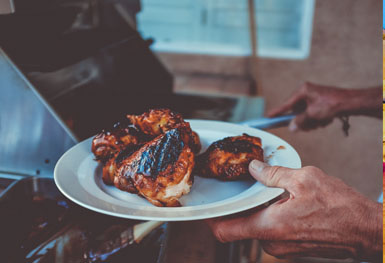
left=335, top=88, right=381, bottom=118
left=335, top=89, right=362, bottom=116
left=354, top=201, right=382, bottom=261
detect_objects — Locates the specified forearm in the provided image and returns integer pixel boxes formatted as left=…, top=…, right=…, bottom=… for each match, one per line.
left=337, top=87, right=382, bottom=118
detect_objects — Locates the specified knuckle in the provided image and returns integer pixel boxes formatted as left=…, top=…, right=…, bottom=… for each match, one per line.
left=212, top=225, right=228, bottom=243
left=291, top=180, right=307, bottom=193
left=292, top=166, right=323, bottom=191
left=266, top=166, right=284, bottom=184
left=290, top=168, right=316, bottom=191
left=301, top=166, right=320, bottom=177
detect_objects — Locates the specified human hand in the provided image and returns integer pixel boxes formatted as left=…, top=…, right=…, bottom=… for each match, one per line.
left=268, top=82, right=350, bottom=131
left=206, top=160, right=381, bottom=261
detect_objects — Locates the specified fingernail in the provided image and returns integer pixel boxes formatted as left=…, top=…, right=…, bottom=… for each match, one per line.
left=250, top=160, right=267, bottom=173
left=288, top=121, right=297, bottom=132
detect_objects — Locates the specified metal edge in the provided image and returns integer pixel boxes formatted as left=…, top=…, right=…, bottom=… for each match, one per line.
left=0, top=176, right=171, bottom=262
left=0, top=176, right=54, bottom=199
left=0, top=178, right=20, bottom=199
left=0, top=48, right=78, bottom=143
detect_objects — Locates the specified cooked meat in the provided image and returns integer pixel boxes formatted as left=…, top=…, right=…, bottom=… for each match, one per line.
left=196, top=134, right=264, bottom=180
left=91, top=120, right=147, bottom=162
left=102, top=156, right=117, bottom=185
left=191, top=131, right=202, bottom=154
left=92, top=108, right=201, bottom=206
left=127, top=108, right=185, bottom=136
left=127, top=108, right=201, bottom=153
left=92, top=109, right=200, bottom=162
left=114, top=127, right=195, bottom=207
left=102, top=145, right=143, bottom=190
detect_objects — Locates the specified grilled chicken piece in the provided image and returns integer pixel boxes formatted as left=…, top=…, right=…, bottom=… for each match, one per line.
left=127, top=108, right=185, bottom=136
left=102, top=145, right=142, bottom=189
left=92, top=109, right=200, bottom=162
left=91, top=120, right=147, bottom=162
left=127, top=108, right=201, bottom=153
left=92, top=109, right=200, bottom=206
left=101, top=122, right=198, bottom=188
left=114, top=127, right=195, bottom=207
left=196, top=134, right=264, bottom=180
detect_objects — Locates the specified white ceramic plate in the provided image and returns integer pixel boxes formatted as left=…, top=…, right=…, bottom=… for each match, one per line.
left=54, top=120, right=301, bottom=221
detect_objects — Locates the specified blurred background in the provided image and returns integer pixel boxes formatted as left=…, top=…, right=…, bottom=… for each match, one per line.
left=0, top=0, right=381, bottom=262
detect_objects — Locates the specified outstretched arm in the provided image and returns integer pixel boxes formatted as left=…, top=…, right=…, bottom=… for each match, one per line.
left=268, top=82, right=382, bottom=131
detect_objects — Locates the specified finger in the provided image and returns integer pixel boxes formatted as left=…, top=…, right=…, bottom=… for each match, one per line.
left=249, top=160, right=296, bottom=191
left=261, top=241, right=308, bottom=259
left=206, top=215, right=256, bottom=242
left=206, top=208, right=273, bottom=242
left=261, top=241, right=353, bottom=259
left=267, top=91, right=306, bottom=117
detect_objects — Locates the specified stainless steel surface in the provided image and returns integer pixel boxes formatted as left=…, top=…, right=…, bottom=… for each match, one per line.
left=240, top=114, right=295, bottom=129
left=0, top=0, right=14, bottom=14
left=0, top=48, right=76, bottom=177
left=0, top=177, right=169, bottom=263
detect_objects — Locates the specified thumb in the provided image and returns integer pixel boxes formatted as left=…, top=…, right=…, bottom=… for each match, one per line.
left=249, top=160, right=295, bottom=191
left=267, top=91, right=306, bottom=118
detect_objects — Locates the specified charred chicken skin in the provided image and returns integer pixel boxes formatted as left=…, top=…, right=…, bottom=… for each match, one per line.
left=127, top=108, right=201, bottom=153
left=91, top=120, right=146, bottom=162
left=127, top=108, right=185, bottom=136
left=102, top=144, right=143, bottom=188
left=92, top=109, right=201, bottom=162
left=91, top=109, right=199, bottom=207
left=114, top=127, right=195, bottom=207
left=92, top=109, right=200, bottom=193
left=196, top=134, right=264, bottom=180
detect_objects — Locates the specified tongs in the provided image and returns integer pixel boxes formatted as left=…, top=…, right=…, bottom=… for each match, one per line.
left=240, top=114, right=295, bottom=130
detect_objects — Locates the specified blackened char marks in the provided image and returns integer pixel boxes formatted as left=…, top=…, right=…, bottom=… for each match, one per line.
left=208, top=133, right=262, bottom=154
left=136, top=128, right=185, bottom=179
left=111, top=120, right=152, bottom=143
left=211, top=139, right=255, bottom=154
left=92, top=119, right=152, bottom=162
left=196, top=133, right=263, bottom=180
left=115, top=144, right=143, bottom=165
left=209, top=137, right=258, bottom=154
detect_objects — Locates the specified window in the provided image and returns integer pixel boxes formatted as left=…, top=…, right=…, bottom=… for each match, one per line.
left=137, top=0, right=315, bottom=59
